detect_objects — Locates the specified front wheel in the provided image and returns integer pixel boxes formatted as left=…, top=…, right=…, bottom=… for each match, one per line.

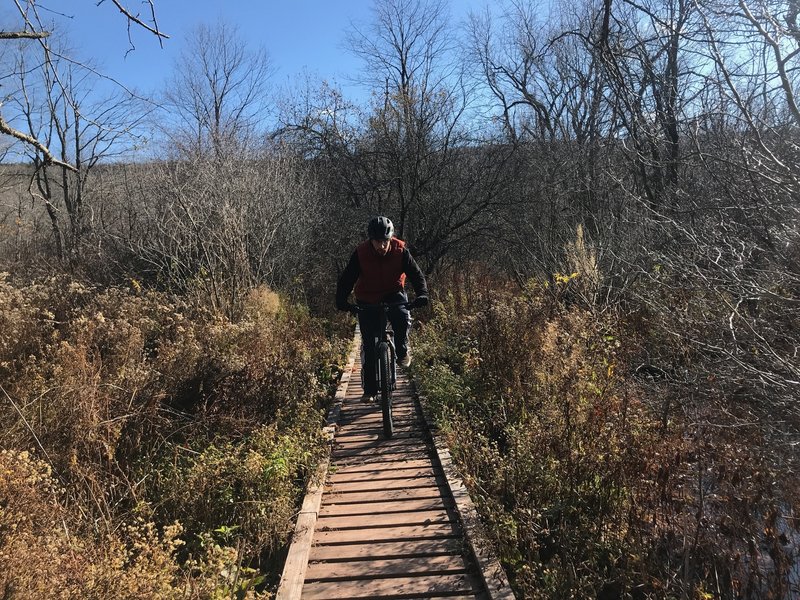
left=378, top=344, right=393, bottom=439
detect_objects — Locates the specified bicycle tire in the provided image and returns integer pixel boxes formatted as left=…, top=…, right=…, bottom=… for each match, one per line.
left=378, top=344, right=393, bottom=439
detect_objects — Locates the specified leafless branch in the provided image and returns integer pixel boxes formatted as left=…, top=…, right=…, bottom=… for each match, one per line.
left=0, top=29, right=50, bottom=39
left=0, top=113, right=78, bottom=172
left=103, top=0, right=170, bottom=46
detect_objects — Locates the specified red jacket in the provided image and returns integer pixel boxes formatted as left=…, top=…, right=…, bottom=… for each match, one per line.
left=353, top=238, right=407, bottom=303
left=336, top=237, right=428, bottom=309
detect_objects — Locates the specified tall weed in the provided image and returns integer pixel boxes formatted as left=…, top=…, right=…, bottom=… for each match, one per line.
left=413, top=280, right=795, bottom=598
left=0, top=276, right=347, bottom=596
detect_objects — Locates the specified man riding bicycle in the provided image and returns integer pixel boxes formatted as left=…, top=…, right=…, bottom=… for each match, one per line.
left=336, top=216, right=429, bottom=403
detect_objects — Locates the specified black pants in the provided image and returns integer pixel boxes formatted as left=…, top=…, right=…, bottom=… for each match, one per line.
left=358, top=291, right=411, bottom=396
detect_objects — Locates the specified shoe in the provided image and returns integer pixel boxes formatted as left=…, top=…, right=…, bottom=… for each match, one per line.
left=399, top=352, right=411, bottom=368
left=360, top=393, right=374, bottom=403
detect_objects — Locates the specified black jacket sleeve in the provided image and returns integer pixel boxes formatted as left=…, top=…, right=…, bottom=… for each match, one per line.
left=402, top=249, right=428, bottom=298
left=335, top=251, right=361, bottom=310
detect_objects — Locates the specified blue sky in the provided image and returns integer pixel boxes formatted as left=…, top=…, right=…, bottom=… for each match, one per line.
left=51, top=1, right=489, bottom=101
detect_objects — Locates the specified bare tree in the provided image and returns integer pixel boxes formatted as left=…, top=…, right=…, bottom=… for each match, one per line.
left=466, top=1, right=627, bottom=288
left=7, top=36, right=148, bottom=262
left=278, top=0, right=516, bottom=273
left=0, top=0, right=166, bottom=167
left=163, top=21, right=273, bottom=159
left=345, top=0, right=457, bottom=237
left=97, top=22, right=321, bottom=317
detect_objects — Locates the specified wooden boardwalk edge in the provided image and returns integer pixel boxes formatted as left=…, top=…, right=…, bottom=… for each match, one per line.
left=275, top=334, right=359, bottom=600
left=415, top=387, right=517, bottom=600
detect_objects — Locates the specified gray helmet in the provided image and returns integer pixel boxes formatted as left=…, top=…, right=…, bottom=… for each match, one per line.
left=367, top=215, right=394, bottom=240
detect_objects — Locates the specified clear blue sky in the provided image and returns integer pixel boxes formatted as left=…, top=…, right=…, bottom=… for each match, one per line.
left=51, top=1, right=489, bottom=101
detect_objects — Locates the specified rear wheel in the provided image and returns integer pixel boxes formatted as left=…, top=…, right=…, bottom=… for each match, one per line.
left=378, top=344, right=393, bottom=439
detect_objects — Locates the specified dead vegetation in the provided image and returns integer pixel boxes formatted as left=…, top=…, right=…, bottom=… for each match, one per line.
left=0, top=275, right=348, bottom=598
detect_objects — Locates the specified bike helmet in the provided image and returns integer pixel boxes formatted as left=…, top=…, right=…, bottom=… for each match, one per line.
left=367, top=215, right=394, bottom=240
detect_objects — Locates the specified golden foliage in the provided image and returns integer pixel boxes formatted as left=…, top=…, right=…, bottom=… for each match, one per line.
left=0, top=276, right=347, bottom=597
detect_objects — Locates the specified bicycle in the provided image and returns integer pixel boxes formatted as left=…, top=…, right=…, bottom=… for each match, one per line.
left=354, top=301, right=415, bottom=439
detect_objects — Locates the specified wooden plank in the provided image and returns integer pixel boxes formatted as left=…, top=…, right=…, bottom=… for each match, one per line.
left=342, top=401, right=415, bottom=409
left=334, top=434, right=427, bottom=448
left=336, top=421, right=418, bottom=431
left=337, top=420, right=418, bottom=430
left=338, top=411, right=417, bottom=420
left=329, top=466, right=437, bottom=483
left=339, top=412, right=418, bottom=421
left=336, top=426, right=418, bottom=436
left=341, top=403, right=415, bottom=411
left=305, top=555, right=469, bottom=581
left=332, top=446, right=429, bottom=459
left=276, top=511, right=317, bottom=599
left=417, top=395, right=516, bottom=600
left=344, top=403, right=416, bottom=411
left=335, top=431, right=423, bottom=441
left=317, top=509, right=453, bottom=530
left=309, top=538, right=465, bottom=562
left=338, top=412, right=417, bottom=421
left=301, top=573, right=475, bottom=599
left=332, top=442, right=427, bottom=453
left=331, top=456, right=432, bottom=467
left=344, top=400, right=415, bottom=407
left=339, top=407, right=416, bottom=416
left=275, top=334, right=360, bottom=600
left=320, top=497, right=453, bottom=517
left=325, top=486, right=444, bottom=499
left=333, top=438, right=426, bottom=451
left=326, top=475, right=440, bottom=493
left=322, top=492, right=446, bottom=506
left=330, top=459, right=433, bottom=474
left=322, top=487, right=445, bottom=503
left=337, top=416, right=418, bottom=427
left=331, top=466, right=437, bottom=479
left=340, top=402, right=414, bottom=409
left=417, top=597, right=481, bottom=599
left=332, top=454, right=430, bottom=465
left=332, top=451, right=430, bottom=461
left=422, top=597, right=482, bottom=600
left=281, top=330, right=496, bottom=600
left=332, top=452, right=432, bottom=466
left=313, top=523, right=460, bottom=545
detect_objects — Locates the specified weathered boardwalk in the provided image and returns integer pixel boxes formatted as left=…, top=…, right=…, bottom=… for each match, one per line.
left=277, top=336, right=515, bottom=600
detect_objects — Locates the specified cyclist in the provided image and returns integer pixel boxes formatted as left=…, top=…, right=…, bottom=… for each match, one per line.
left=336, top=215, right=429, bottom=402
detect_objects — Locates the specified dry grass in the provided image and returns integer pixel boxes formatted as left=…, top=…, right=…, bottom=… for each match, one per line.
left=0, top=275, right=348, bottom=598
left=412, top=277, right=798, bottom=599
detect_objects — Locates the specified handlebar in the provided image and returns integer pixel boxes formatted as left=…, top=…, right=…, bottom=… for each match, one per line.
left=357, top=301, right=412, bottom=310
left=349, top=298, right=426, bottom=314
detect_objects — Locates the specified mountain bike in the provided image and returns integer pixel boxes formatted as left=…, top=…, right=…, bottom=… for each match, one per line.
left=357, top=301, right=413, bottom=439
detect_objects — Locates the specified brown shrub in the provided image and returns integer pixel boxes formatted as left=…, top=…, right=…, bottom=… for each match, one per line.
left=0, top=450, right=185, bottom=599
left=413, top=280, right=797, bottom=599
left=0, top=276, right=347, bottom=596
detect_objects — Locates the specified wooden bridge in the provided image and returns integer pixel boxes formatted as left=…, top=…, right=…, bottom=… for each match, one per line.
left=276, top=335, right=515, bottom=600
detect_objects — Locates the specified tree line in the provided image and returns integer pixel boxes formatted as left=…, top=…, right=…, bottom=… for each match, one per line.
left=1, top=0, right=798, bottom=447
